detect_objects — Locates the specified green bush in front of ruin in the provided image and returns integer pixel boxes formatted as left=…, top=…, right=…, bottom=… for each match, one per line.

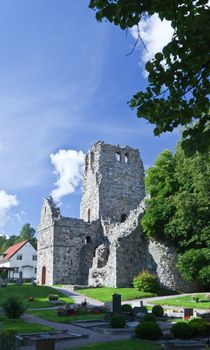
left=133, top=271, right=160, bottom=293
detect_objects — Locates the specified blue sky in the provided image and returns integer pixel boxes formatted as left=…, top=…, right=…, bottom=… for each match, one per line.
left=0, top=0, right=179, bottom=237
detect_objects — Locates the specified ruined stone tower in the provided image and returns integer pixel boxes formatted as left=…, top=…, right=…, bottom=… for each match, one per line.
left=37, top=141, right=188, bottom=291
left=80, top=142, right=145, bottom=223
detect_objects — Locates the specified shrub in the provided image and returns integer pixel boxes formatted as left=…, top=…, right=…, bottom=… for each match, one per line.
left=177, top=248, right=210, bottom=287
left=135, top=321, right=162, bottom=340
left=198, top=265, right=210, bottom=287
left=152, top=305, right=164, bottom=317
left=110, top=314, right=126, bottom=328
left=48, top=294, right=59, bottom=301
left=133, top=271, right=160, bottom=293
left=121, top=304, right=132, bottom=314
left=188, top=318, right=207, bottom=337
left=2, top=297, right=26, bottom=319
left=171, top=322, right=193, bottom=339
left=143, top=313, right=156, bottom=323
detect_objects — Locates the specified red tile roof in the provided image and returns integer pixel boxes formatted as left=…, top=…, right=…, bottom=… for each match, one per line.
left=2, top=240, right=28, bottom=261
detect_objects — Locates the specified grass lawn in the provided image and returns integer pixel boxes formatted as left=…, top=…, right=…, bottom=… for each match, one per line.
left=76, top=287, right=156, bottom=302
left=150, top=294, right=210, bottom=310
left=28, top=309, right=105, bottom=323
left=0, top=284, right=74, bottom=308
left=65, top=339, right=163, bottom=350
left=0, top=315, right=55, bottom=334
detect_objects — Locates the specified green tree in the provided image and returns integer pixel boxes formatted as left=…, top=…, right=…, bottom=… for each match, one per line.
left=142, top=144, right=210, bottom=287
left=0, top=235, right=18, bottom=255
left=16, top=223, right=37, bottom=248
left=177, top=248, right=210, bottom=288
left=142, top=144, right=210, bottom=250
left=89, top=0, right=210, bottom=155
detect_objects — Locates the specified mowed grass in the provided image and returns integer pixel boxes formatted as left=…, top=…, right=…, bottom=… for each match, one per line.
left=0, top=315, right=55, bottom=334
left=28, top=309, right=105, bottom=323
left=65, top=339, right=163, bottom=350
left=76, top=287, right=155, bottom=302
left=0, top=284, right=74, bottom=308
left=150, top=294, right=210, bottom=310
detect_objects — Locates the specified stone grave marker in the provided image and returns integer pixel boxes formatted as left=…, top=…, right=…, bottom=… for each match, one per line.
left=183, top=308, right=193, bottom=319
left=112, top=293, right=121, bottom=313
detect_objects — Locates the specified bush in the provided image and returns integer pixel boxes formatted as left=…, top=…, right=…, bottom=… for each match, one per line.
left=188, top=318, right=207, bottom=337
left=133, top=271, right=160, bottom=293
left=152, top=305, right=164, bottom=317
left=121, top=304, right=132, bottom=313
left=143, top=313, right=156, bottom=323
left=177, top=248, right=210, bottom=287
left=135, top=321, right=162, bottom=340
left=171, top=322, right=193, bottom=339
left=1, top=297, right=26, bottom=319
left=198, top=265, right=210, bottom=287
left=110, top=314, right=126, bottom=328
left=48, top=294, right=59, bottom=301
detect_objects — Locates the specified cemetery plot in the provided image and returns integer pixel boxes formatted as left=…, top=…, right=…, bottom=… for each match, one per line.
left=149, top=294, right=210, bottom=310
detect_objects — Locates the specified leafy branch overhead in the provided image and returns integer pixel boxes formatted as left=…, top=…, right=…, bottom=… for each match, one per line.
left=89, top=0, right=210, bottom=155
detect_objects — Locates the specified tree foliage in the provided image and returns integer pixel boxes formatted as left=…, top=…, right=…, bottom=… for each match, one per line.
left=177, top=248, right=210, bottom=287
left=89, top=0, right=210, bottom=155
left=142, top=144, right=210, bottom=287
left=0, top=223, right=37, bottom=255
left=142, top=144, right=210, bottom=250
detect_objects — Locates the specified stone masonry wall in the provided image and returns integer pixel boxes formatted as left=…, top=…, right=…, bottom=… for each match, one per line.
left=80, top=142, right=145, bottom=223
left=52, top=217, right=102, bottom=285
left=38, top=142, right=195, bottom=292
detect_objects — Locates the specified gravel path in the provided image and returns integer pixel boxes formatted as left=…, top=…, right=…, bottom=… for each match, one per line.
left=21, top=313, right=131, bottom=350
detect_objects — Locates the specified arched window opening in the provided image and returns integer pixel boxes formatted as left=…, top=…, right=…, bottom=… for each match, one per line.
left=125, top=153, right=129, bottom=163
left=121, top=214, right=127, bottom=223
left=87, top=208, right=90, bottom=223
left=85, top=236, right=92, bottom=244
left=115, top=152, right=121, bottom=161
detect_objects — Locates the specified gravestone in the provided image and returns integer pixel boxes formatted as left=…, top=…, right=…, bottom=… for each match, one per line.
left=112, top=294, right=121, bottom=313
left=18, top=271, right=23, bottom=285
left=183, top=308, right=193, bottom=319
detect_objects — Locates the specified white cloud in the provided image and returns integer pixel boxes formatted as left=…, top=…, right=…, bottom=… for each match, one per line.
left=0, top=190, right=18, bottom=228
left=50, top=149, right=85, bottom=202
left=130, top=14, right=174, bottom=67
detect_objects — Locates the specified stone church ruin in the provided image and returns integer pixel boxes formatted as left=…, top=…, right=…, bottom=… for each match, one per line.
left=37, top=141, right=188, bottom=291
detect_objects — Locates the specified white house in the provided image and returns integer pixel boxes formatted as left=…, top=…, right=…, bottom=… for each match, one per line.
left=0, top=240, right=37, bottom=280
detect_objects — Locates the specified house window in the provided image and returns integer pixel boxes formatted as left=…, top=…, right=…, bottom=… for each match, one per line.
left=32, top=255, right=37, bottom=261
left=125, top=153, right=129, bottom=163
left=35, top=268, right=37, bottom=274
left=115, top=152, right=121, bottom=161
left=14, top=267, right=19, bottom=273
left=17, top=254, right=22, bottom=260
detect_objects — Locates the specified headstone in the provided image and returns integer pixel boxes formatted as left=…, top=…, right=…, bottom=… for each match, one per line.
left=140, top=300, right=144, bottom=307
left=112, top=293, right=121, bottom=313
left=18, top=271, right=23, bottom=285
left=36, top=338, right=55, bottom=350
left=183, top=308, right=193, bottom=319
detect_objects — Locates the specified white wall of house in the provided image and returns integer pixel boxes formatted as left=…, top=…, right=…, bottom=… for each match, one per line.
left=0, top=241, right=37, bottom=280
